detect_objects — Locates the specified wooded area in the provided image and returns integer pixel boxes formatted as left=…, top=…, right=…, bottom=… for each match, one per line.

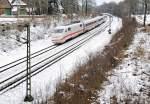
left=97, top=0, right=150, bottom=25
left=26, top=0, right=97, bottom=16
left=25, top=0, right=150, bottom=25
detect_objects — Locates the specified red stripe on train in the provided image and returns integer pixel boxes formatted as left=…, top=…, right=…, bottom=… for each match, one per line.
left=61, top=29, right=84, bottom=41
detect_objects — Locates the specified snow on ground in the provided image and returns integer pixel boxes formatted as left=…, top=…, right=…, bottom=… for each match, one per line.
left=0, top=18, right=18, bottom=24
left=98, top=31, right=150, bottom=103
left=0, top=18, right=31, bottom=24
left=0, top=16, right=122, bottom=104
left=135, top=15, right=150, bottom=25
left=0, top=24, right=51, bottom=53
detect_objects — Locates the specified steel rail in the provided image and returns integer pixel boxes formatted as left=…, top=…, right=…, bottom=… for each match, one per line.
left=0, top=45, right=57, bottom=73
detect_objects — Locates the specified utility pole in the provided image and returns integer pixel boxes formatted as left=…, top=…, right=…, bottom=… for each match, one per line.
left=85, top=0, right=88, bottom=17
left=82, top=0, right=84, bottom=16
left=24, top=24, right=34, bottom=102
left=16, top=0, right=20, bottom=19
left=28, top=0, right=31, bottom=16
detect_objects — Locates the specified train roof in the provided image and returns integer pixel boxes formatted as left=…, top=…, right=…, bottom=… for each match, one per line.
left=83, top=16, right=102, bottom=23
left=54, top=26, right=67, bottom=29
left=54, top=22, right=82, bottom=29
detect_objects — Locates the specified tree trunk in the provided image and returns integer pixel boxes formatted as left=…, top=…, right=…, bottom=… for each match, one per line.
left=144, top=0, right=148, bottom=26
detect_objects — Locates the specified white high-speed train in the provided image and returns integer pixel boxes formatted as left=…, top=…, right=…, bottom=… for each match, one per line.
left=51, top=16, right=107, bottom=44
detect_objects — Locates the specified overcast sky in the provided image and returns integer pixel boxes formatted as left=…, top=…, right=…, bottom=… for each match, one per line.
left=96, top=0, right=124, bottom=5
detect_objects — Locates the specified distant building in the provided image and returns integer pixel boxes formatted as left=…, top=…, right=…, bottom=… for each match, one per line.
left=0, top=0, right=27, bottom=16
left=0, top=0, right=12, bottom=15
left=11, top=0, right=27, bottom=15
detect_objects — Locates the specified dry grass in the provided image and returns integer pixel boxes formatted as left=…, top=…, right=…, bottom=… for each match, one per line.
left=134, top=46, right=145, bottom=58
left=141, top=26, right=150, bottom=32
left=44, top=18, right=137, bottom=104
left=133, top=38, right=146, bottom=58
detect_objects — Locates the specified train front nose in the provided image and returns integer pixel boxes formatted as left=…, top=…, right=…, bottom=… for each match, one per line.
left=51, top=28, right=65, bottom=44
left=51, top=34, right=63, bottom=44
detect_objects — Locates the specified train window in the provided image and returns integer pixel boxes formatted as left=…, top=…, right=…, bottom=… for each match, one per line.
left=71, top=20, right=81, bottom=24
left=54, top=29, right=64, bottom=33
left=80, top=24, right=82, bottom=27
left=68, top=28, right=71, bottom=31
left=99, top=18, right=103, bottom=21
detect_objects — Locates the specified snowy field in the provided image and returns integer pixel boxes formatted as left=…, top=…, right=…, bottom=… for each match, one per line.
left=0, top=18, right=33, bottom=24
left=135, top=15, right=150, bottom=25
left=0, top=24, right=52, bottom=53
left=0, top=17, right=47, bottom=23
left=98, top=31, right=150, bottom=103
left=0, top=16, right=122, bottom=104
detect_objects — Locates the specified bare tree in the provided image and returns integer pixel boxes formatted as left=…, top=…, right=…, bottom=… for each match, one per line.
left=26, top=0, right=49, bottom=15
left=81, top=0, right=96, bottom=16
left=61, top=0, right=79, bottom=14
left=143, top=0, right=148, bottom=26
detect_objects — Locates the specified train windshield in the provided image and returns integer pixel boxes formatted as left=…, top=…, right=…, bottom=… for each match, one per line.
left=54, top=29, right=64, bottom=33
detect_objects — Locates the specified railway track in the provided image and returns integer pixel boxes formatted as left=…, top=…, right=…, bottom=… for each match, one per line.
left=0, top=45, right=57, bottom=73
left=0, top=16, right=112, bottom=94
